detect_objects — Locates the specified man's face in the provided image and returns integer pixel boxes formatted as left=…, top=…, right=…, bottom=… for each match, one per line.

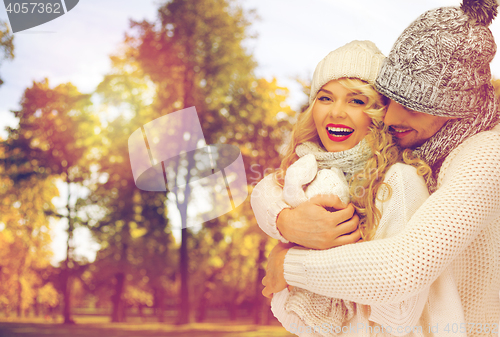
left=383, top=100, right=453, bottom=149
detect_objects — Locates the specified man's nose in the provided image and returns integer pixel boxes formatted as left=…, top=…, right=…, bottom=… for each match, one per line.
left=384, top=101, right=405, bottom=126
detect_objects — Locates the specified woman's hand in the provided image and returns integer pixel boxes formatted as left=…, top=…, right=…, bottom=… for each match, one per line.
left=277, top=195, right=361, bottom=249
left=262, top=242, right=295, bottom=298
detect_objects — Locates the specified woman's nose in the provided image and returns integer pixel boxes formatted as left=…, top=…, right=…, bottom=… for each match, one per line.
left=329, top=102, right=347, bottom=118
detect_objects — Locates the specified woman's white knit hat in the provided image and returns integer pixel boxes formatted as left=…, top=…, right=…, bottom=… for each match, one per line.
left=309, top=40, right=385, bottom=105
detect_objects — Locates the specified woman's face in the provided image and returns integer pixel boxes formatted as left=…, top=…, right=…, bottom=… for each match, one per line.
left=312, top=80, right=372, bottom=152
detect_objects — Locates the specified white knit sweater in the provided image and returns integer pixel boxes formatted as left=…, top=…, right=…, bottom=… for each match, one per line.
left=272, top=161, right=436, bottom=337
left=252, top=127, right=500, bottom=336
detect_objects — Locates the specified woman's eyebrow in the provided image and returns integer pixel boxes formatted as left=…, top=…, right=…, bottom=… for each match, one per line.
left=319, top=89, right=363, bottom=96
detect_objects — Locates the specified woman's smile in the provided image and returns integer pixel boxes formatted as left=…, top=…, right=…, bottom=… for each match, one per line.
left=326, top=123, right=354, bottom=142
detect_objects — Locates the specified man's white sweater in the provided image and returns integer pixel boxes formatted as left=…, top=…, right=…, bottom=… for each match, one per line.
left=251, top=127, right=500, bottom=336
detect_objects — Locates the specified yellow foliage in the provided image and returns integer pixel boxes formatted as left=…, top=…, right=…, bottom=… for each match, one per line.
left=208, top=256, right=224, bottom=268
left=492, top=78, right=500, bottom=97
left=124, top=285, right=154, bottom=307
left=129, top=221, right=147, bottom=239
left=38, top=283, right=59, bottom=308
left=0, top=175, right=56, bottom=311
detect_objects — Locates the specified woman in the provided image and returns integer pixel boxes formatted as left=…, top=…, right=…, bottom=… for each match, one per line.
left=251, top=40, right=439, bottom=336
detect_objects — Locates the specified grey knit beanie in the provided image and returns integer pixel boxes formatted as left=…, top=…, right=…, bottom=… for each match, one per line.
left=375, top=0, right=499, bottom=193
left=375, top=0, right=498, bottom=118
left=309, top=40, right=385, bottom=105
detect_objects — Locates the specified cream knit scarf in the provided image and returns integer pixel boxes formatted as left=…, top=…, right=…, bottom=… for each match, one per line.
left=295, top=138, right=373, bottom=179
left=414, top=93, right=500, bottom=192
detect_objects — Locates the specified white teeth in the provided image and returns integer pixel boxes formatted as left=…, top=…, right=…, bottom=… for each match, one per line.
left=327, top=127, right=353, bottom=132
left=394, top=129, right=409, bottom=133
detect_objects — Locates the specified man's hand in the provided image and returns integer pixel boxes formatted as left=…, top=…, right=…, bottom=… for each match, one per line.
left=277, top=194, right=361, bottom=249
left=262, top=242, right=294, bottom=298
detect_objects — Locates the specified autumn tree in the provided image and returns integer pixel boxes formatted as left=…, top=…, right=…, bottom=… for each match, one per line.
left=87, top=54, right=178, bottom=322
left=0, top=172, right=57, bottom=317
left=0, top=19, right=14, bottom=86
left=1, top=79, right=97, bottom=323
left=92, top=0, right=294, bottom=324
left=85, top=115, right=176, bottom=322
left=122, top=0, right=264, bottom=324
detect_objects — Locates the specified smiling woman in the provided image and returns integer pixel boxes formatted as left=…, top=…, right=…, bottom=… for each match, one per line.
left=312, top=80, right=374, bottom=153
left=251, top=40, right=434, bottom=335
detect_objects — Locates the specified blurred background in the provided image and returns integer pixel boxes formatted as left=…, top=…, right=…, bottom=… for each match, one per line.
left=0, top=0, right=499, bottom=333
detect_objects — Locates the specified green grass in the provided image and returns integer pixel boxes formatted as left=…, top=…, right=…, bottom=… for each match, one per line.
left=0, top=317, right=294, bottom=337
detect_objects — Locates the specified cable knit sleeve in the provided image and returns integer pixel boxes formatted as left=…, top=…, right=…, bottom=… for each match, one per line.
left=283, top=131, right=500, bottom=305
left=250, top=173, right=291, bottom=243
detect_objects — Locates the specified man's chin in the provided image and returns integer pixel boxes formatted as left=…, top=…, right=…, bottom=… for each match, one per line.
left=394, top=138, right=422, bottom=150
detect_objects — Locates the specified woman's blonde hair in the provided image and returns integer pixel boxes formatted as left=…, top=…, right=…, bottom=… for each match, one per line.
left=275, top=78, right=431, bottom=240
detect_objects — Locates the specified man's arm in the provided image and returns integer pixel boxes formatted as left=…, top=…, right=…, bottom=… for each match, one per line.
left=276, top=132, right=500, bottom=304
left=278, top=199, right=361, bottom=249
left=264, top=163, right=431, bottom=336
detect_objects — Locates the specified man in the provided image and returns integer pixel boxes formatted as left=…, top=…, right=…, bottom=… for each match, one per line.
left=254, top=0, right=500, bottom=332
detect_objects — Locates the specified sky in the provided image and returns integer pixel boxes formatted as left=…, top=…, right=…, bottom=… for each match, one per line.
left=1, top=0, right=499, bottom=264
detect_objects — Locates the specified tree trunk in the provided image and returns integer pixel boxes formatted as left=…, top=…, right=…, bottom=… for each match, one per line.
left=111, top=272, right=126, bottom=322
left=138, top=304, right=145, bottom=322
left=16, top=278, right=22, bottom=318
left=195, top=287, right=207, bottom=323
left=63, top=174, right=75, bottom=324
left=174, top=30, right=199, bottom=321
left=176, top=227, right=190, bottom=324
left=154, top=287, right=165, bottom=323
left=34, top=292, right=40, bottom=317
left=196, top=267, right=222, bottom=323
left=62, top=269, right=75, bottom=324
left=175, top=149, right=195, bottom=325
left=253, top=237, right=267, bottom=324
left=229, top=292, right=238, bottom=321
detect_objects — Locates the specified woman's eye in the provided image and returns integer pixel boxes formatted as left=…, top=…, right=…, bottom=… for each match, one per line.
left=318, top=96, right=332, bottom=102
left=351, top=98, right=366, bottom=105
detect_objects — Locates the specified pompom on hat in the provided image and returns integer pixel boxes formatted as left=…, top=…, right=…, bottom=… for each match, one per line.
left=309, top=40, right=385, bottom=105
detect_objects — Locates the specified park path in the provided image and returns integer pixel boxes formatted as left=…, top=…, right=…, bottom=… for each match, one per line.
left=0, top=321, right=293, bottom=337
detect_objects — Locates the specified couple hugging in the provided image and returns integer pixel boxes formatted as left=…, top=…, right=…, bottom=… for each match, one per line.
left=251, top=0, right=500, bottom=336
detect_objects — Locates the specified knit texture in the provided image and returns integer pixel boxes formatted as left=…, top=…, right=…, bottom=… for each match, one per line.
left=375, top=6, right=497, bottom=118
left=295, top=139, right=372, bottom=181
left=253, top=141, right=434, bottom=336
left=279, top=140, right=370, bottom=331
left=280, top=142, right=364, bottom=333
left=262, top=163, right=433, bottom=336
left=309, top=40, right=385, bottom=105
left=283, top=154, right=350, bottom=207
left=282, top=127, right=500, bottom=336
left=374, top=3, right=500, bottom=190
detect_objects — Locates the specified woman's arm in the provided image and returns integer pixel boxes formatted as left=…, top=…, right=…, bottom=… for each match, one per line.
left=279, top=132, right=500, bottom=305
left=250, top=173, right=291, bottom=243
